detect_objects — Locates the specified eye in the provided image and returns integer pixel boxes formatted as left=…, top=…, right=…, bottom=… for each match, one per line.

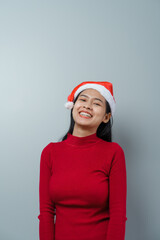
left=79, top=99, right=101, bottom=106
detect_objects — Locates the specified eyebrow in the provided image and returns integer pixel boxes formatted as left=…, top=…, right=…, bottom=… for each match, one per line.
left=79, top=94, right=104, bottom=103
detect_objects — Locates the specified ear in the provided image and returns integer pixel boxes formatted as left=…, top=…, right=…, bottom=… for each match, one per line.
left=102, top=112, right=111, bottom=123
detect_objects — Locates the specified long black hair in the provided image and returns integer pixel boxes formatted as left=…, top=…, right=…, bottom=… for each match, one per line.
left=59, top=91, right=113, bottom=142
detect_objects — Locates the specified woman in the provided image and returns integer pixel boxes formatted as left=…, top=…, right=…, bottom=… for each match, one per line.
left=38, top=81, right=127, bottom=240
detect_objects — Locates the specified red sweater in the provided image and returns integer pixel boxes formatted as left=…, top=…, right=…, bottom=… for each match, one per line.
left=38, top=132, right=127, bottom=240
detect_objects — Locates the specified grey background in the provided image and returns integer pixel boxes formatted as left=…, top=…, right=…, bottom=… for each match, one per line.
left=0, top=0, right=160, bottom=239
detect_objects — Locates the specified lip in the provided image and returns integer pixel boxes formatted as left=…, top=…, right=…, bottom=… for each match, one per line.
left=79, top=110, right=92, bottom=117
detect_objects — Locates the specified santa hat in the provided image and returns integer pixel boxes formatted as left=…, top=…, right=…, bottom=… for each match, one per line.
left=64, top=81, right=116, bottom=116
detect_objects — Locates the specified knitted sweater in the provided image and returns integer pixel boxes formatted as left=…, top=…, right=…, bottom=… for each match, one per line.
left=38, top=132, right=127, bottom=240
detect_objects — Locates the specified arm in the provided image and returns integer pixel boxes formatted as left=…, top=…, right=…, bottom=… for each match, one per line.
left=106, top=145, right=127, bottom=240
left=38, top=143, right=55, bottom=240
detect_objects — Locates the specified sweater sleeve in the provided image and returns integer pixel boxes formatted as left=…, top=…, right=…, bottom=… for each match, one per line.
left=106, top=145, right=127, bottom=240
left=38, top=143, right=55, bottom=240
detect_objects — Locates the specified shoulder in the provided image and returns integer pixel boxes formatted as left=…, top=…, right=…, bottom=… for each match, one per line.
left=40, top=142, right=56, bottom=168
left=41, top=142, right=54, bottom=154
left=41, top=139, right=66, bottom=156
left=41, top=140, right=63, bottom=156
left=98, top=139, right=125, bottom=154
left=112, top=142, right=125, bottom=154
left=40, top=142, right=58, bottom=161
left=108, top=142, right=125, bottom=160
left=109, top=142, right=126, bottom=168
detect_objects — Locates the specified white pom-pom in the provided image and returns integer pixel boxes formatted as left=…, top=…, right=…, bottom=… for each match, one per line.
left=64, top=101, right=74, bottom=109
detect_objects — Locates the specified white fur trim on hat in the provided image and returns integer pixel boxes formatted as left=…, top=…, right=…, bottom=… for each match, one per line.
left=64, top=101, right=74, bottom=109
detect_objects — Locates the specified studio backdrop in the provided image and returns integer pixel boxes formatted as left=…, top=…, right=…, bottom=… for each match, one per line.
left=0, top=1, right=160, bottom=240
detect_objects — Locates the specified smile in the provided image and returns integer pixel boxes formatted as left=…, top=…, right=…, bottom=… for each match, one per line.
left=79, top=112, right=92, bottom=118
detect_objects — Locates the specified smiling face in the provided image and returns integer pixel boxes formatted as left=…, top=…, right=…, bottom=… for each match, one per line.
left=72, top=88, right=111, bottom=135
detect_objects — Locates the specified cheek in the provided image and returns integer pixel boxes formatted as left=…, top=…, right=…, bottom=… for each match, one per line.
left=94, top=109, right=106, bottom=119
left=73, top=102, right=82, bottom=110
left=72, top=104, right=80, bottom=116
left=94, top=107, right=103, bottom=114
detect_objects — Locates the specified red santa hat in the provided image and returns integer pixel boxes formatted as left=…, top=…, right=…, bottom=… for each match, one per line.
left=64, top=81, right=116, bottom=116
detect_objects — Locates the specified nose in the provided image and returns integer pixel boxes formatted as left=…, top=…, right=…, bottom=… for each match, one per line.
left=83, top=101, right=92, bottom=109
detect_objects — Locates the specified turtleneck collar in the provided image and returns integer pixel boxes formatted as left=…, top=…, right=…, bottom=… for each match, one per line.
left=64, top=132, right=101, bottom=147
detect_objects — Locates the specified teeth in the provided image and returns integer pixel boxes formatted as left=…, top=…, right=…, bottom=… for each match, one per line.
left=80, top=112, right=92, bottom=117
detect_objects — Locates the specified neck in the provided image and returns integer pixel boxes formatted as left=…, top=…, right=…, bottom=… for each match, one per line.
left=72, top=125, right=97, bottom=138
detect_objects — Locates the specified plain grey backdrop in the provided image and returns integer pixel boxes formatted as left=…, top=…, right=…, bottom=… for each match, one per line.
left=0, top=0, right=160, bottom=239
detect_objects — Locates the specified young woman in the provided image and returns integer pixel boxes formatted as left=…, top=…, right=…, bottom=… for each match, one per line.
left=38, top=81, right=127, bottom=240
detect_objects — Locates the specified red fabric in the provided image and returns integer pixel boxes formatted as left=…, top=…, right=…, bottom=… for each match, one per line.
left=38, top=132, right=127, bottom=240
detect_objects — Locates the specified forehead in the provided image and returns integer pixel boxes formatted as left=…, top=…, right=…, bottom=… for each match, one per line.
left=79, top=88, right=105, bottom=101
